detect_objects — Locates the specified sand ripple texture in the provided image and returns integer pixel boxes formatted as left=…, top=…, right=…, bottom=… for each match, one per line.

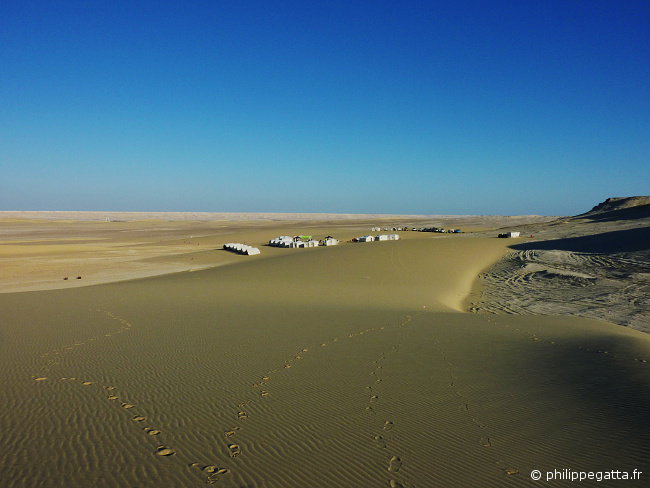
left=474, top=248, right=650, bottom=333
left=1, top=306, right=649, bottom=487
left=0, top=237, right=649, bottom=487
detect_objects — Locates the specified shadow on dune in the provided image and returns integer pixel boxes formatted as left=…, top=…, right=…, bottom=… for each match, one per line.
left=521, top=332, right=650, bottom=436
left=510, top=226, right=650, bottom=254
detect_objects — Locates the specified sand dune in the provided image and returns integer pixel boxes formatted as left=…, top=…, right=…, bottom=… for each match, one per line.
left=0, top=215, right=550, bottom=293
left=1, top=220, right=649, bottom=487
left=474, top=200, right=650, bottom=333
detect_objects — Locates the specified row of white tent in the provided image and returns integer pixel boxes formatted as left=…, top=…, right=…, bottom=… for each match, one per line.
left=269, top=236, right=303, bottom=247
left=356, top=234, right=400, bottom=242
left=268, top=236, right=339, bottom=248
left=371, top=227, right=408, bottom=231
left=223, top=243, right=261, bottom=255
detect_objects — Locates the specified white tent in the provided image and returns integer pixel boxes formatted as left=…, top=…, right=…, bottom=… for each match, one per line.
left=358, top=235, right=375, bottom=242
left=269, top=236, right=294, bottom=247
left=223, top=243, right=260, bottom=255
left=321, top=238, right=339, bottom=246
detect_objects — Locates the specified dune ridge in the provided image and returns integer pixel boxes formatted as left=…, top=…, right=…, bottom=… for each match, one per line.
left=1, top=216, right=649, bottom=487
left=0, top=215, right=553, bottom=294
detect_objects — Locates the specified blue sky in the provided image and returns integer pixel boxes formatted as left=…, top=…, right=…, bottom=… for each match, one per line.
left=1, top=1, right=648, bottom=215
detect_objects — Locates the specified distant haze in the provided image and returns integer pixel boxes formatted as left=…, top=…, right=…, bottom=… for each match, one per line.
left=1, top=2, right=649, bottom=216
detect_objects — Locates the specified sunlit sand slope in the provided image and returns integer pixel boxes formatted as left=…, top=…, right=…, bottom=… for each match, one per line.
left=0, top=237, right=648, bottom=487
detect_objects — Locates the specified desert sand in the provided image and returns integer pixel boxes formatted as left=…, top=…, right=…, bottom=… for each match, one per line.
left=473, top=197, right=650, bottom=333
left=0, top=208, right=648, bottom=487
left=0, top=211, right=552, bottom=293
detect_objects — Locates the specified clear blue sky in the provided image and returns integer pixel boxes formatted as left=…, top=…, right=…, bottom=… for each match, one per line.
left=1, top=1, right=648, bottom=215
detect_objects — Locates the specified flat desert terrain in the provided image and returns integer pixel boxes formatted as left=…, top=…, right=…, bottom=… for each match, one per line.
left=0, top=207, right=648, bottom=487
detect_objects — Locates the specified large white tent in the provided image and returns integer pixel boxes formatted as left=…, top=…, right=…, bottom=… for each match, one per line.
left=223, top=243, right=261, bottom=255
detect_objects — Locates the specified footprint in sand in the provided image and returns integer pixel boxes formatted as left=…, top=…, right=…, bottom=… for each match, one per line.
left=373, top=435, right=387, bottom=448
left=156, top=446, right=175, bottom=456
left=237, top=411, right=248, bottom=420
left=260, top=390, right=270, bottom=397
left=388, top=456, right=402, bottom=473
left=480, top=436, right=492, bottom=447
left=107, top=395, right=119, bottom=401
left=144, top=428, right=161, bottom=436
left=383, top=421, right=394, bottom=431
left=228, top=444, right=241, bottom=458
left=132, top=416, right=146, bottom=422
left=205, top=467, right=230, bottom=485
left=199, top=465, right=230, bottom=477
left=389, top=480, right=404, bottom=488
left=82, top=381, right=93, bottom=386
left=121, top=403, right=135, bottom=409
left=33, top=377, right=48, bottom=381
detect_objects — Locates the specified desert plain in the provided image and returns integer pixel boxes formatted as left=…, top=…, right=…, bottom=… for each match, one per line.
left=0, top=202, right=648, bottom=487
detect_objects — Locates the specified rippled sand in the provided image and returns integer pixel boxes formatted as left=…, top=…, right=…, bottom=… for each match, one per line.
left=0, top=221, right=648, bottom=487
